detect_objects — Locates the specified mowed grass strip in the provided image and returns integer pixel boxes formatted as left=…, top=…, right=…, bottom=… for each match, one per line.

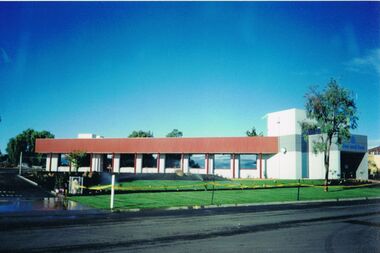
left=70, top=185, right=380, bottom=210
left=109, top=179, right=326, bottom=191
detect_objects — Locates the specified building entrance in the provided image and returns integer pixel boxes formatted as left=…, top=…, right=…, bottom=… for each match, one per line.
left=340, top=152, right=365, bottom=179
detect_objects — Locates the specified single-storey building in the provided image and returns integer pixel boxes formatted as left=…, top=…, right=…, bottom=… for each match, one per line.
left=35, top=108, right=368, bottom=180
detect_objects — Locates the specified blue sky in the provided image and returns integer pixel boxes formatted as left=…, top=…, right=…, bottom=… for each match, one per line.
left=0, top=2, right=379, bottom=152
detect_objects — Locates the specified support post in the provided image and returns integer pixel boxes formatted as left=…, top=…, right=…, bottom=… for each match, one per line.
left=112, top=153, right=115, bottom=173
left=206, top=154, right=209, bottom=174
left=134, top=153, right=137, bottom=174
left=157, top=153, right=160, bottom=173
left=19, top=152, right=23, bottom=175
left=49, top=153, right=52, bottom=172
left=181, top=154, right=184, bottom=172
left=89, top=154, right=92, bottom=173
left=110, top=174, right=115, bottom=209
left=259, top=153, right=263, bottom=179
left=232, top=154, right=235, bottom=179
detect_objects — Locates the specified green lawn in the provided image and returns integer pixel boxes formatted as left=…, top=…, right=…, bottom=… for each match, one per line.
left=71, top=184, right=380, bottom=210
left=91, top=179, right=326, bottom=192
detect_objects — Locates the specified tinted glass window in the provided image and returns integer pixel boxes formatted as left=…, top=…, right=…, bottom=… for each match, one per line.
left=120, top=154, right=135, bottom=167
left=142, top=154, right=157, bottom=168
left=214, top=154, right=231, bottom=169
left=189, top=154, right=205, bottom=169
left=58, top=154, right=69, bottom=166
left=165, top=154, right=181, bottom=168
left=240, top=154, right=257, bottom=169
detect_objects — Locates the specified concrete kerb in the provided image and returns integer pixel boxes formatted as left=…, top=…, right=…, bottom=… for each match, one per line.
left=112, top=196, right=380, bottom=213
left=17, top=174, right=38, bottom=186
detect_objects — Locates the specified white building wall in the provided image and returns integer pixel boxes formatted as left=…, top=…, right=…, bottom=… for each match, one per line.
left=77, top=133, right=96, bottom=139
left=143, top=167, right=158, bottom=173
left=120, top=167, right=135, bottom=173
left=183, top=154, right=189, bottom=173
left=91, top=154, right=102, bottom=172
left=78, top=167, right=90, bottom=172
left=267, top=108, right=306, bottom=137
left=213, top=169, right=230, bottom=178
left=159, top=154, right=165, bottom=173
left=207, top=155, right=214, bottom=175
left=266, top=153, right=280, bottom=179
left=51, top=154, right=59, bottom=172
left=46, top=154, right=59, bottom=172
left=234, top=155, right=240, bottom=178
left=280, top=152, right=299, bottom=179
left=58, top=166, right=70, bottom=172
left=135, top=154, right=142, bottom=173
left=46, top=155, right=51, bottom=171
left=113, top=154, right=120, bottom=173
left=308, top=150, right=341, bottom=180
left=266, top=109, right=306, bottom=179
left=356, top=152, right=368, bottom=180
left=240, top=169, right=260, bottom=178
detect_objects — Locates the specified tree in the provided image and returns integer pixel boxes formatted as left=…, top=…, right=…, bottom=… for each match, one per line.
left=301, top=79, right=358, bottom=191
left=66, top=150, right=86, bottom=173
left=128, top=130, right=153, bottom=138
left=246, top=126, right=263, bottom=137
left=6, top=129, right=55, bottom=166
left=166, top=129, right=183, bottom=138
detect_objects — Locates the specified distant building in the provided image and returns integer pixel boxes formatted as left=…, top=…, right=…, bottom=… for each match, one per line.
left=369, top=146, right=380, bottom=178
left=35, top=108, right=368, bottom=180
left=369, top=146, right=380, bottom=155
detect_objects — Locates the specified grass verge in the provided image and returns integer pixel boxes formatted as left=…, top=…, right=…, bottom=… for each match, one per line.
left=70, top=184, right=380, bottom=210
left=90, top=179, right=327, bottom=192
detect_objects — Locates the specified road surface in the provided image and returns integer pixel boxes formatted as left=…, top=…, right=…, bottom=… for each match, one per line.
left=0, top=199, right=379, bottom=252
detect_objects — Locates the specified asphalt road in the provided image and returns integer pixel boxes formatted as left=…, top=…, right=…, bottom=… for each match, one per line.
left=0, top=200, right=379, bottom=253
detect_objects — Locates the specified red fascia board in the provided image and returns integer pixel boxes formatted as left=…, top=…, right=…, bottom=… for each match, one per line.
left=35, top=137, right=278, bottom=154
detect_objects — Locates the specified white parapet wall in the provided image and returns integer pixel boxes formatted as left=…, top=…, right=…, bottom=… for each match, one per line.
left=265, top=109, right=306, bottom=179
left=267, top=108, right=306, bottom=137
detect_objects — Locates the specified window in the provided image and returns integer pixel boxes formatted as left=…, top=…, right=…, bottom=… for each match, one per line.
left=102, top=154, right=113, bottom=171
left=142, top=154, right=157, bottom=168
left=189, top=154, right=205, bottom=169
left=78, top=154, right=90, bottom=167
left=214, top=154, right=231, bottom=169
left=120, top=154, right=135, bottom=167
left=240, top=154, right=257, bottom=169
left=58, top=154, right=69, bottom=166
left=165, top=154, right=181, bottom=168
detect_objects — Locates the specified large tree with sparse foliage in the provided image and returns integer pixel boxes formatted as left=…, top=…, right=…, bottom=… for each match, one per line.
left=166, top=129, right=183, bottom=138
left=128, top=130, right=153, bottom=138
left=301, top=79, right=358, bottom=191
left=6, top=129, right=54, bottom=166
left=246, top=126, right=263, bottom=137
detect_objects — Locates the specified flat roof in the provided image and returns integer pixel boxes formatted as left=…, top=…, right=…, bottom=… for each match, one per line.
left=35, top=137, right=278, bottom=154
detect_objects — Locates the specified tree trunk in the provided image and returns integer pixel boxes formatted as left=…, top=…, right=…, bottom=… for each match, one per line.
left=324, top=158, right=329, bottom=192
left=324, top=139, right=332, bottom=192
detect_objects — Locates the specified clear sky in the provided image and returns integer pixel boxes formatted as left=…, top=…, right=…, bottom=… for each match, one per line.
left=0, top=2, right=379, bottom=152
